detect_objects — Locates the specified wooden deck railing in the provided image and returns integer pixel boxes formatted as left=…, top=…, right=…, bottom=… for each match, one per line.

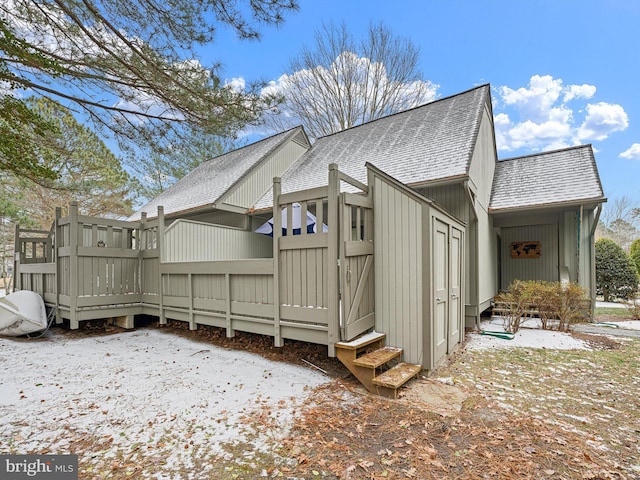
left=12, top=164, right=353, bottom=356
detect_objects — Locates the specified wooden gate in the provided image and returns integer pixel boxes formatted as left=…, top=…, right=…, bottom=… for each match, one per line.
left=340, top=191, right=375, bottom=341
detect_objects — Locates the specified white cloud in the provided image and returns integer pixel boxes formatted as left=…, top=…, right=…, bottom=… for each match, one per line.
left=620, top=143, right=640, bottom=160
left=575, top=102, right=629, bottom=142
left=563, top=84, right=596, bottom=102
left=225, top=77, right=246, bottom=94
left=494, top=75, right=628, bottom=153
left=499, top=75, right=564, bottom=121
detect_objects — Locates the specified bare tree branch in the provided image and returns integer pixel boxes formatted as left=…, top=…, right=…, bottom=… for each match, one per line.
left=265, top=21, right=437, bottom=139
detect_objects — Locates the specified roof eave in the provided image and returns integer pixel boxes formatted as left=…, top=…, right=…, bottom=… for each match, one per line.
left=408, top=173, right=469, bottom=190
left=489, top=196, right=607, bottom=215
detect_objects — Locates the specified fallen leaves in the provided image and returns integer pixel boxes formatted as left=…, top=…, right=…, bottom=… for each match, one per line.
left=277, top=345, right=637, bottom=480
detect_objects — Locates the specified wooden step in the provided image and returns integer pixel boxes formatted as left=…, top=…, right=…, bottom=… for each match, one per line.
left=372, top=363, right=422, bottom=399
left=353, top=346, right=402, bottom=368
left=335, top=331, right=386, bottom=351
left=372, top=363, right=422, bottom=389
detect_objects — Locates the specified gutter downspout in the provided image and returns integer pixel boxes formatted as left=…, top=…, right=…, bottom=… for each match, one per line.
left=589, top=204, right=603, bottom=321
left=464, top=180, right=480, bottom=330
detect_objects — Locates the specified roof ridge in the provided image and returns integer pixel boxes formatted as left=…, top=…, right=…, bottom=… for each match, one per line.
left=199, top=125, right=304, bottom=165
left=498, top=144, right=593, bottom=163
left=315, top=84, right=492, bottom=141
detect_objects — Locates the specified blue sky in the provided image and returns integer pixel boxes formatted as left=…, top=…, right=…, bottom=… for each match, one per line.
left=206, top=0, right=640, bottom=205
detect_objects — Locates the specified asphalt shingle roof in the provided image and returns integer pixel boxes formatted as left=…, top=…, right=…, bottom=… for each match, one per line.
left=254, top=85, right=489, bottom=210
left=130, top=127, right=303, bottom=220
left=489, top=145, right=605, bottom=212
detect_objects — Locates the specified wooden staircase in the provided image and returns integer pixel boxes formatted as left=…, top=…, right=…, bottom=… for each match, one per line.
left=335, top=332, right=422, bottom=399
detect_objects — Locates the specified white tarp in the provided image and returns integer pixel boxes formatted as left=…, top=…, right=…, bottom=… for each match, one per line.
left=255, top=203, right=328, bottom=236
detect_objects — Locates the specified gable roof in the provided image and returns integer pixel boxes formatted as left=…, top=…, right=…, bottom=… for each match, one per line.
left=130, top=127, right=308, bottom=220
left=254, top=85, right=490, bottom=210
left=489, top=145, right=606, bottom=213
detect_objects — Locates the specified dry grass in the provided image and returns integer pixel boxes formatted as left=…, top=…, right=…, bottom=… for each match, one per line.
left=10, top=321, right=639, bottom=479
left=277, top=335, right=639, bottom=479
left=440, top=337, right=640, bottom=470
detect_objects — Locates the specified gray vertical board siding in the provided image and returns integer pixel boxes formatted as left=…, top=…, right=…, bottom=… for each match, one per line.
left=467, top=106, right=498, bottom=209
left=561, top=210, right=578, bottom=282
left=372, top=174, right=424, bottom=366
left=59, top=256, right=70, bottom=296
left=476, top=210, right=498, bottom=306
left=230, top=274, right=274, bottom=304
left=192, top=274, right=225, bottom=301
left=279, top=245, right=327, bottom=308
left=418, top=184, right=469, bottom=223
left=500, top=224, right=559, bottom=288
left=184, top=210, right=249, bottom=229
left=163, top=220, right=273, bottom=262
left=142, top=256, right=159, bottom=296
left=578, top=208, right=596, bottom=295
left=223, top=138, right=309, bottom=208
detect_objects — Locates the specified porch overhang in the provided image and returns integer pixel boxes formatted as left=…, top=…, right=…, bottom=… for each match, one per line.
left=489, top=196, right=607, bottom=217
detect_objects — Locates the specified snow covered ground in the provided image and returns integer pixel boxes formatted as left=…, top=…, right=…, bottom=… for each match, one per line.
left=467, top=323, right=591, bottom=350
left=609, top=320, right=640, bottom=330
left=0, top=328, right=328, bottom=477
left=467, top=315, right=640, bottom=350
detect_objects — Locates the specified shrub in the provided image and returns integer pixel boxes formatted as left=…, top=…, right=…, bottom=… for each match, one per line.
left=595, top=238, right=639, bottom=302
left=494, top=280, right=530, bottom=333
left=494, top=280, right=590, bottom=332
left=627, top=298, right=640, bottom=321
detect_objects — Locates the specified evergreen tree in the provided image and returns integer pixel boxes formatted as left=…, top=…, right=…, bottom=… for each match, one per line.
left=1, top=1, right=297, bottom=184
left=595, top=238, right=639, bottom=302
left=630, top=238, right=640, bottom=277
left=7, top=97, right=135, bottom=228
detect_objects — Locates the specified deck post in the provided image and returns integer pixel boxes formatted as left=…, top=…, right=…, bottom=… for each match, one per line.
left=157, top=206, right=166, bottom=325
left=54, top=207, right=62, bottom=324
left=139, top=212, right=146, bottom=296
left=272, top=176, right=283, bottom=347
left=13, top=223, right=20, bottom=293
left=188, top=272, right=195, bottom=330
left=225, top=272, right=234, bottom=337
left=327, top=164, right=340, bottom=357
left=68, top=201, right=79, bottom=329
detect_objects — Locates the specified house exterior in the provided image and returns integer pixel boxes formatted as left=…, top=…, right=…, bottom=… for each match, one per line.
left=13, top=84, right=606, bottom=372
left=490, top=145, right=605, bottom=308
